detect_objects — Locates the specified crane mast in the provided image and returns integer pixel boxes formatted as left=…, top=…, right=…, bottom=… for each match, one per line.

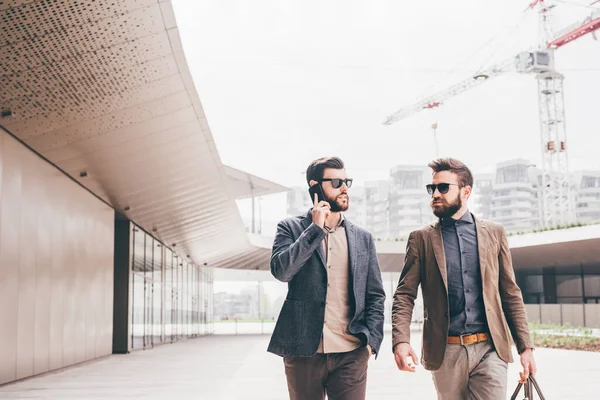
left=535, top=0, right=570, bottom=228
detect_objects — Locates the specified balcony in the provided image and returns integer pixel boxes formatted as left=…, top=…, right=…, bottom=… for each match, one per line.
left=494, top=182, right=533, bottom=191
left=491, top=201, right=535, bottom=211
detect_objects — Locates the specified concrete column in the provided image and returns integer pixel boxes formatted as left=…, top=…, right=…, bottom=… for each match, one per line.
left=112, top=216, right=132, bottom=354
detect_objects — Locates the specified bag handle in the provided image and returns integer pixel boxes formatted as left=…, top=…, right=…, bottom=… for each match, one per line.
left=530, top=375, right=546, bottom=400
left=509, top=375, right=546, bottom=400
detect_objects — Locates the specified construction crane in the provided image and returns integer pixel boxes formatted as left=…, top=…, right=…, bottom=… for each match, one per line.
left=383, top=0, right=600, bottom=229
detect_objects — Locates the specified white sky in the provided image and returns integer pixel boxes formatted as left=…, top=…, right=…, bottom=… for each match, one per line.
left=172, top=0, right=600, bottom=234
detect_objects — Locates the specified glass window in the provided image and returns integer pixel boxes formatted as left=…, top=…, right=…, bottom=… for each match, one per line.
left=128, top=225, right=213, bottom=347
left=164, top=249, right=173, bottom=342
left=177, top=256, right=183, bottom=338
left=524, top=293, right=543, bottom=304
left=496, top=165, right=528, bottom=184
left=584, top=275, right=600, bottom=297
left=556, top=275, right=582, bottom=298
left=131, top=226, right=146, bottom=349
left=581, top=176, right=598, bottom=189
left=523, top=274, right=544, bottom=294
left=153, top=241, right=163, bottom=344
left=144, top=234, right=154, bottom=347
left=393, top=171, right=421, bottom=190
left=556, top=297, right=583, bottom=304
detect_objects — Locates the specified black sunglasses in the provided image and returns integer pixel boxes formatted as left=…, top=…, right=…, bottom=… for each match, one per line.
left=321, top=178, right=353, bottom=189
left=426, top=183, right=459, bottom=195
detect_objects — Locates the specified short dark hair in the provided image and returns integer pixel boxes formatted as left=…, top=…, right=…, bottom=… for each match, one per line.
left=306, top=157, right=345, bottom=186
left=428, top=157, right=474, bottom=188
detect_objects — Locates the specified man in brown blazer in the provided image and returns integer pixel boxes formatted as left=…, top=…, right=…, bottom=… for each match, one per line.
left=391, top=158, right=537, bottom=400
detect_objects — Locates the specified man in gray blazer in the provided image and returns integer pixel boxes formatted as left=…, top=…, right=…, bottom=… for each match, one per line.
left=268, top=156, right=386, bottom=400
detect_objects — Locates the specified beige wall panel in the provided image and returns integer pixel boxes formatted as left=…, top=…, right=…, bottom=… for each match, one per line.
left=562, top=304, right=585, bottom=327
left=85, top=215, right=99, bottom=361
left=48, top=181, right=65, bottom=371
left=74, top=213, right=87, bottom=365
left=525, top=304, right=541, bottom=324
left=61, top=213, right=77, bottom=368
left=0, top=135, right=22, bottom=385
left=100, top=215, right=116, bottom=356
left=15, top=147, right=38, bottom=381
left=33, top=172, right=53, bottom=376
left=584, top=304, right=600, bottom=328
left=0, top=129, right=114, bottom=384
left=540, top=304, right=562, bottom=325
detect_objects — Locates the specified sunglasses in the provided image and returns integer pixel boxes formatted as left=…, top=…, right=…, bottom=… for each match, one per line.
left=321, top=178, right=353, bottom=189
left=426, top=183, right=460, bottom=195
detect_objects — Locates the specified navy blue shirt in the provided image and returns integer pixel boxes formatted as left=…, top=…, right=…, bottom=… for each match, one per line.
left=440, top=211, right=488, bottom=335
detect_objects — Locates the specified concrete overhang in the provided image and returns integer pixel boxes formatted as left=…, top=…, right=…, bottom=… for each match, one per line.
left=230, top=224, right=600, bottom=272
left=0, top=0, right=278, bottom=267
left=223, top=165, right=290, bottom=200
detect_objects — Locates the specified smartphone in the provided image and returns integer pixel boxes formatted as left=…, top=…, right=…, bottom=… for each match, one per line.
left=308, top=183, right=329, bottom=206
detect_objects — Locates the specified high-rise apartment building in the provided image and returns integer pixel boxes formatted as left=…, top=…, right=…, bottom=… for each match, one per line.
left=573, top=171, right=600, bottom=223
left=488, top=159, right=541, bottom=232
left=387, top=166, right=434, bottom=238
left=364, top=181, right=390, bottom=238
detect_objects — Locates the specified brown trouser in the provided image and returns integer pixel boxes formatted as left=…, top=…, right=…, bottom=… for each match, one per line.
left=283, top=346, right=370, bottom=400
left=431, top=341, right=508, bottom=400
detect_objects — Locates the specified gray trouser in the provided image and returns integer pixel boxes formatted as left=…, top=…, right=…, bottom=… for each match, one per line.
left=283, top=346, right=370, bottom=400
left=431, top=341, right=508, bottom=400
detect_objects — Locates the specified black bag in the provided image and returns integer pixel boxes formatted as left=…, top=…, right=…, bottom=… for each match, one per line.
left=510, top=375, right=545, bottom=400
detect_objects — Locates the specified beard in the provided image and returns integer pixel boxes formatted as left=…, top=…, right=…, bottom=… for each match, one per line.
left=326, top=192, right=349, bottom=212
left=431, top=193, right=462, bottom=218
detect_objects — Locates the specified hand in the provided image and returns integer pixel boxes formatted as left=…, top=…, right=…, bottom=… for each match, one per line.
left=367, top=344, right=375, bottom=357
left=519, top=348, right=537, bottom=383
left=311, top=193, right=330, bottom=228
left=393, top=343, right=418, bottom=372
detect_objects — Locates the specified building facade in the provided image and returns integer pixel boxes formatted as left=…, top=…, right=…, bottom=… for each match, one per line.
left=387, top=166, right=434, bottom=239
left=573, top=171, right=600, bottom=223
left=488, top=159, right=541, bottom=233
left=516, top=266, right=600, bottom=305
left=0, top=128, right=215, bottom=385
left=364, top=180, right=390, bottom=239
left=473, top=160, right=600, bottom=232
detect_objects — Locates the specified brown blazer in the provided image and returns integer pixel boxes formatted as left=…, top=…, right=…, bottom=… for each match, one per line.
left=391, top=215, right=533, bottom=371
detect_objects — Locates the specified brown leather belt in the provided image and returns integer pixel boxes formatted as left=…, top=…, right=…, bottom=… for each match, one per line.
left=447, top=332, right=489, bottom=345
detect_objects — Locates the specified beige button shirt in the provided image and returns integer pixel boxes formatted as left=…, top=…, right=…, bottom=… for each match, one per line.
left=317, top=215, right=362, bottom=353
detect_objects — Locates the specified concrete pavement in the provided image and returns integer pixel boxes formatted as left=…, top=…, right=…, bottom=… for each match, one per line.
left=1, top=333, right=599, bottom=399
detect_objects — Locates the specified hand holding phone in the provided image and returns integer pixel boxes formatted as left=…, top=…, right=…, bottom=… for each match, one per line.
left=308, top=183, right=328, bottom=205
left=309, top=184, right=331, bottom=228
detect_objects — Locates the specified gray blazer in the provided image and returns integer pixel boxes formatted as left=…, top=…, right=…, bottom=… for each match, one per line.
left=267, top=210, right=386, bottom=357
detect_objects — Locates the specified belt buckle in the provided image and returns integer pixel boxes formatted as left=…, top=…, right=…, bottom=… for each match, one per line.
left=459, top=333, right=473, bottom=346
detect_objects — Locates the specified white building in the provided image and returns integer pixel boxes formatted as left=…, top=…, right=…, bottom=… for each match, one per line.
left=474, top=160, right=600, bottom=232
left=364, top=180, right=390, bottom=239
left=471, top=172, right=494, bottom=218
left=573, top=171, right=600, bottom=223
left=387, top=165, right=434, bottom=238
left=488, top=159, right=541, bottom=233
left=345, top=185, right=367, bottom=228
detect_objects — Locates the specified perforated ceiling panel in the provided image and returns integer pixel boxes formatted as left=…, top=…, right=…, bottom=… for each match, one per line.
left=0, top=0, right=256, bottom=267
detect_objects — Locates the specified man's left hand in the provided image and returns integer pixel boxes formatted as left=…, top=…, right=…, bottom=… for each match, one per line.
left=519, top=348, right=537, bottom=383
left=368, top=344, right=375, bottom=357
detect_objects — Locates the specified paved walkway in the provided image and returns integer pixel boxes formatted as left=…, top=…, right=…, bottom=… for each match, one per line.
left=1, top=333, right=599, bottom=399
